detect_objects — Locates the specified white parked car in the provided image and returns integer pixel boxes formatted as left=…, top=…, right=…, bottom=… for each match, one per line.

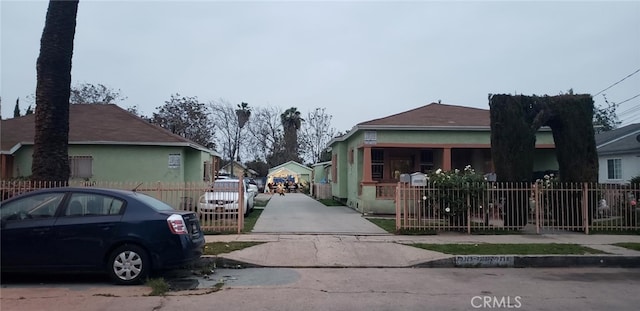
left=198, top=179, right=257, bottom=218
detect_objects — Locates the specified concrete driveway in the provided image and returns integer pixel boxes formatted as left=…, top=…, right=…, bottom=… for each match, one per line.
left=252, top=193, right=388, bottom=234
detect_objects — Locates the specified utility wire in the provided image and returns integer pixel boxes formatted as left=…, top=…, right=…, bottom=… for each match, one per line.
left=616, top=93, right=640, bottom=106
left=593, top=68, right=640, bottom=97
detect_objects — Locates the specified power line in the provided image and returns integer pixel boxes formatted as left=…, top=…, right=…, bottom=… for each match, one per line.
left=593, top=68, right=640, bottom=97
left=617, top=93, right=640, bottom=106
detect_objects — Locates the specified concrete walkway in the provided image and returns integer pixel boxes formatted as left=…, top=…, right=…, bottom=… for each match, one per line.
left=252, top=193, right=387, bottom=235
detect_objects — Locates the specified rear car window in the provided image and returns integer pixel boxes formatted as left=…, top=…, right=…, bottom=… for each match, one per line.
left=64, top=193, right=125, bottom=216
left=133, top=193, right=175, bottom=211
left=213, top=181, right=241, bottom=192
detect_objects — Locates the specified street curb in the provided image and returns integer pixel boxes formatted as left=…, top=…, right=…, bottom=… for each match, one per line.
left=415, top=255, right=640, bottom=268
left=197, top=255, right=640, bottom=269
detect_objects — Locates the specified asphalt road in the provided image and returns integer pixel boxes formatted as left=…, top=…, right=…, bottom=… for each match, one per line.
left=252, top=193, right=388, bottom=234
left=2, top=268, right=639, bottom=311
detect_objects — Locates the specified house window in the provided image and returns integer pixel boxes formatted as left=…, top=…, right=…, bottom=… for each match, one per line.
left=364, top=131, right=377, bottom=145
left=168, top=154, right=181, bottom=169
left=607, top=159, right=622, bottom=179
left=420, top=149, right=434, bottom=173
left=69, top=156, right=93, bottom=178
left=371, top=149, right=384, bottom=180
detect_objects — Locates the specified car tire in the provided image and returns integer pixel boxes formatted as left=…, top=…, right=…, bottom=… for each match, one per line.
left=107, top=244, right=150, bottom=285
left=244, top=203, right=251, bottom=217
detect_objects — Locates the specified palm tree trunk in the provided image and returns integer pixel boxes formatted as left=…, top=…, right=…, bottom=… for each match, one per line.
left=31, top=0, right=79, bottom=183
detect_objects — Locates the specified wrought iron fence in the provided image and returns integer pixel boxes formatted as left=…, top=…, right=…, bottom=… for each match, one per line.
left=0, top=180, right=246, bottom=233
left=396, top=181, right=639, bottom=234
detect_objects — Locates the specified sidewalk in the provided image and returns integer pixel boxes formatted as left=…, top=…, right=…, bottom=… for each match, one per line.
left=203, top=233, right=640, bottom=268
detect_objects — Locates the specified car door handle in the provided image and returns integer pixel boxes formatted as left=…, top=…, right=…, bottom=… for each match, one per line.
left=98, top=224, right=114, bottom=231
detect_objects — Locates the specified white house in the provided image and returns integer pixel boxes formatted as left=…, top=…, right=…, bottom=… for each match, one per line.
left=595, top=123, right=640, bottom=184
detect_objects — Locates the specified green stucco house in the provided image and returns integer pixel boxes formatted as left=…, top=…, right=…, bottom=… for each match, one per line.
left=328, top=103, right=558, bottom=214
left=0, top=104, right=220, bottom=182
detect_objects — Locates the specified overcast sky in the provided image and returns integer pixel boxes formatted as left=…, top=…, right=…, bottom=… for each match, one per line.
left=2, top=0, right=639, bottom=131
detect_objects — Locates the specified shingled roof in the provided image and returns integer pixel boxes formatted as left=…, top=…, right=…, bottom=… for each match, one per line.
left=595, top=123, right=640, bottom=155
left=358, top=103, right=490, bottom=128
left=1, top=104, right=217, bottom=155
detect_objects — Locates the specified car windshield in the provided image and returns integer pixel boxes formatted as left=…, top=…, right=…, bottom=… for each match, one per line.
left=133, top=193, right=175, bottom=211
left=213, top=181, right=240, bottom=192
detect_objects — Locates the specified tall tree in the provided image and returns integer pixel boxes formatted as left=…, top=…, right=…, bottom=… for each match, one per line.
left=151, top=94, right=214, bottom=148
left=210, top=99, right=248, bottom=161
left=300, top=107, right=337, bottom=164
left=31, top=0, right=79, bottom=182
left=280, top=107, right=303, bottom=163
left=14, top=98, right=21, bottom=118
left=69, top=82, right=127, bottom=104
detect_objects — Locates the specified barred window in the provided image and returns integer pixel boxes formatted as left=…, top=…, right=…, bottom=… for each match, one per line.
left=69, top=156, right=93, bottom=178
left=371, top=149, right=384, bottom=180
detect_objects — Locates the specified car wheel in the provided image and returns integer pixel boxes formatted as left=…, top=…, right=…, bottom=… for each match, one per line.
left=107, top=244, right=149, bottom=285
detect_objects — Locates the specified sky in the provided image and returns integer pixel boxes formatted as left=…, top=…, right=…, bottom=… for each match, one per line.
left=1, top=0, right=639, bottom=132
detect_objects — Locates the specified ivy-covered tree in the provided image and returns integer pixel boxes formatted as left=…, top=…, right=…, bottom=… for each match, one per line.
left=489, top=93, right=598, bottom=229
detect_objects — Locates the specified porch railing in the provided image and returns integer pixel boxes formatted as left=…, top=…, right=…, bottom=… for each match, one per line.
left=396, top=181, right=639, bottom=234
left=0, top=180, right=245, bottom=233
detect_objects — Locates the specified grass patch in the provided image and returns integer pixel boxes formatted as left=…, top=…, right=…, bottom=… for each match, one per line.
left=146, top=278, right=170, bottom=296
left=408, top=243, right=609, bottom=255
left=366, top=217, right=396, bottom=233
left=589, top=229, right=640, bottom=235
left=317, top=199, right=344, bottom=206
left=613, top=242, right=640, bottom=251
left=243, top=208, right=263, bottom=233
left=203, top=241, right=264, bottom=255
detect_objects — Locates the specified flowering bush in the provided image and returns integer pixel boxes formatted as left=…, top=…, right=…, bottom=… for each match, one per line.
left=424, top=166, right=487, bottom=217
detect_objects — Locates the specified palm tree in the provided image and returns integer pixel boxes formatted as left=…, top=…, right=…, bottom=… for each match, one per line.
left=31, top=0, right=79, bottom=182
left=280, top=107, right=303, bottom=162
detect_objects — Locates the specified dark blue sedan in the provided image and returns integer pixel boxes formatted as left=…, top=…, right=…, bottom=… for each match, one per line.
left=0, top=187, right=205, bottom=285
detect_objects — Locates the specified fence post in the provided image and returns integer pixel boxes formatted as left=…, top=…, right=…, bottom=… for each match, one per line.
left=395, top=183, right=400, bottom=231
left=534, top=183, right=540, bottom=234
left=238, top=173, right=244, bottom=234
left=466, top=190, right=471, bottom=234
left=583, top=182, right=589, bottom=235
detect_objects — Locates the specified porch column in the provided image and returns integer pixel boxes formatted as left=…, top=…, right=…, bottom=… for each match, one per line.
left=443, top=147, right=452, bottom=171
left=362, top=146, right=374, bottom=183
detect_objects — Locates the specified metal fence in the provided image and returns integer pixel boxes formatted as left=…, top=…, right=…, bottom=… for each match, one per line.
left=396, top=181, right=639, bottom=234
left=0, top=180, right=246, bottom=233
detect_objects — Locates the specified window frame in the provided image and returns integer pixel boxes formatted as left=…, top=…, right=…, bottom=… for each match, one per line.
left=606, top=158, right=622, bottom=180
